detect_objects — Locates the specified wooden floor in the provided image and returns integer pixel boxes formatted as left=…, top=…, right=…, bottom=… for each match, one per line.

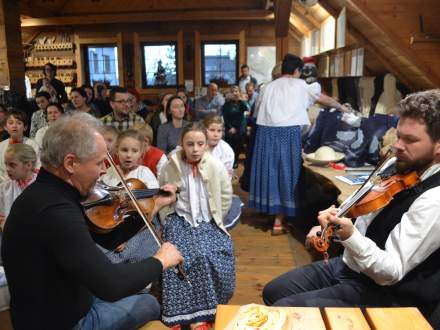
left=0, top=165, right=314, bottom=330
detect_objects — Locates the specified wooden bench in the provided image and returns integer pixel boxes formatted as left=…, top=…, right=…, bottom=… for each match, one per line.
left=215, top=305, right=433, bottom=330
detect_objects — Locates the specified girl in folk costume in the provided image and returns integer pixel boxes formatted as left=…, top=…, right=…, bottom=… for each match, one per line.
left=159, top=122, right=235, bottom=330
left=0, top=110, right=40, bottom=183
left=99, top=129, right=160, bottom=262
left=0, top=144, right=38, bottom=229
left=203, top=115, right=243, bottom=230
left=35, top=103, right=64, bottom=151
left=137, top=123, right=168, bottom=177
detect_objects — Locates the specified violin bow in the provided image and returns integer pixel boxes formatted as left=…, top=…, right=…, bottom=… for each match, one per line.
left=104, top=151, right=191, bottom=284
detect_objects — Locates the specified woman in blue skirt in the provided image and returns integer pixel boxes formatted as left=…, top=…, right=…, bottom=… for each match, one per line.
left=249, top=54, right=347, bottom=234
left=158, top=122, right=235, bottom=330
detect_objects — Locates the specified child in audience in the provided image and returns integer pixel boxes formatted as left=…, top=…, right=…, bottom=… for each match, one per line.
left=203, top=115, right=243, bottom=230
left=0, top=144, right=38, bottom=229
left=101, top=125, right=118, bottom=169
left=30, top=92, right=50, bottom=138
left=137, top=123, right=167, bottom=177
left=0, top=110, right=40, bottom=183
left=158, top=122, right=235, bottom=329
left=99, top=129, right=160, bottom=263
left=35, top=103, right=64, bottom=150
left=203, top=115, right=234, bottom=178
left=101, top=129, right=158, bottom=188
left=0, top=105, right=9, bottom=142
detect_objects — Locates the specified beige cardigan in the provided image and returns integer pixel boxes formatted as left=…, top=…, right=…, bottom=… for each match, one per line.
left=158, top=150, right=232, bottom=235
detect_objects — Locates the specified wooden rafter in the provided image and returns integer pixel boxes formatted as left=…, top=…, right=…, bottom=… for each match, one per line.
left=21, top=9, right=274, bottom=27
left=274, top=0, right=292, bottom=38
left=289, top=13, right=309, bottom=35
left=345, top=0, right=440, bottom=88
left=291, top=1, right=321, bottom=29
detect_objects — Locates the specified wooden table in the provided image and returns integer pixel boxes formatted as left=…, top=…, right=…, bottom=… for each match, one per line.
left=215, top=304, right=433, bottom=330
left=303, top=161, right=358, bottom=203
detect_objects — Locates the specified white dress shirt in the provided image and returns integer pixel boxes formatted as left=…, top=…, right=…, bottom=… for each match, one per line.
left=175, top=162, right=212, bottom=227
left=342, top=163, right=440, bottom=285
left=210, top=140, right=235, bottom=179
left=256, top=77, right=321, bottom=127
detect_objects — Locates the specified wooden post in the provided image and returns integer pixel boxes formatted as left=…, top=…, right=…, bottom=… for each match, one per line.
left=274, top=0, right=293, bottom=62
left=0, top=0, right=25, bottom=95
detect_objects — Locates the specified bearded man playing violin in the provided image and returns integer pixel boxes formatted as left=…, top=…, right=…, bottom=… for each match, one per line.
left=263, top=89, right=440, bottom=322
left=1, top=112, right=183, bottom=330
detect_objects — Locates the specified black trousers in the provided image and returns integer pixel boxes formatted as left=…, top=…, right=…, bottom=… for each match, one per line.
left=225, top=131, right=243, bottom=166
left=263, top=256, right=404, bottom=308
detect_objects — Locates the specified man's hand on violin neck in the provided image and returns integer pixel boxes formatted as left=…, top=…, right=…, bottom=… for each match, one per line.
left=153, top=242, right=184, bottom=271
left=317, top=205, right=338, bottom=228
left=328, top=216, right=354, bottom=241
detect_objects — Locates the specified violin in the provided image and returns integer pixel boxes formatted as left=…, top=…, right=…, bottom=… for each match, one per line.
left=83, top=151, right=190, bottom=283
left=310, top=154, right=420, bottom=261
left=83, top=178, right=163, bottom=234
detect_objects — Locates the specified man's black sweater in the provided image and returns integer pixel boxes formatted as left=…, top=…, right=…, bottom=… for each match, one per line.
left=1, top=168, right=163, bottom=330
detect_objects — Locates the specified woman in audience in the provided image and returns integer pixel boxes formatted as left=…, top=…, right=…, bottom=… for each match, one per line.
left=35, top=103, right=64, bottom=150
left=222, top=85, right=249, bottom=168
left=177, top=87, right=193, bottom=120
left=156, top=96, right=188, bottom=154
left=0, top=144, right=38, bottom=229
left=69, top=87, right=101, bottom=118
left=149, top=93, right=173, bottom=143
left=159, top=122, right=235, bottom=330
left=93, top=83, right=112, bottom=116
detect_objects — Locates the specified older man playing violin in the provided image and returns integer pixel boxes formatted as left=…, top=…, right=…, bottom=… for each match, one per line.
left=1, top=112, right=183, bottom=330
left=263, top=89, right=440, bottom=322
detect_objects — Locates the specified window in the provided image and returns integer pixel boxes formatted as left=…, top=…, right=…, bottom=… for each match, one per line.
left=201, top=41, right=238, bottom=86
left=320, top=16, right=336, bottom=53
left=141, top=42, right=177, bottom=88
left=247, top=46, right=276, bottom=84
left=85, top=45, right=119, bottom=86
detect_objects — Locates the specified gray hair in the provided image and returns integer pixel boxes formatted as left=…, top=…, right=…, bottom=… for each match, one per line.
left=40, top=112, right=103, bottom=168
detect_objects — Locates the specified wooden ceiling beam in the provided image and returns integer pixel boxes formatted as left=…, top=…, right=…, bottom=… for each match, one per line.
left=21, top=9, right=274, bottom=27
left=19, top=0, right=60, bottom=17
left=345, top=0, right=440, bottom=88
left=291, top=2, right=320, bottom=30
left=274, top=0, right=292, bottom=37
left=289, top=13, right=309, bottom=35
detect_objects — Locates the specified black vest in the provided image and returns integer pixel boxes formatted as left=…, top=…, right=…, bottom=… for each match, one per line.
left=365, top=170, right=440, bottom=305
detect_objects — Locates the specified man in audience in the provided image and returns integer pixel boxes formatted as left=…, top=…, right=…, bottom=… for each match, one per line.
left=238, top=64, right=258, bottom=93
left=263, top=89, right=440, bottom=319
left=1, top=113, right=183, bottom=329
left=193, top=82, right=225, bottom=120
left=101, top=86, right=145, bottom=131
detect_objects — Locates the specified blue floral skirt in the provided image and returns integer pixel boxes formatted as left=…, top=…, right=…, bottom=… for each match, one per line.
left=223, top=195, right=243, bottom=231
left=249, top=125, right=302, bottom=216
left=97, top=218, right=160, bottom=264
left=161, top=213, right=235, bottom=326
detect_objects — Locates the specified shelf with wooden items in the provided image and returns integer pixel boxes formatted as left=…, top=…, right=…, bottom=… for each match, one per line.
left=315, top=47, right=364, bottom=78
left=25, top=33, right=77, bottom=92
